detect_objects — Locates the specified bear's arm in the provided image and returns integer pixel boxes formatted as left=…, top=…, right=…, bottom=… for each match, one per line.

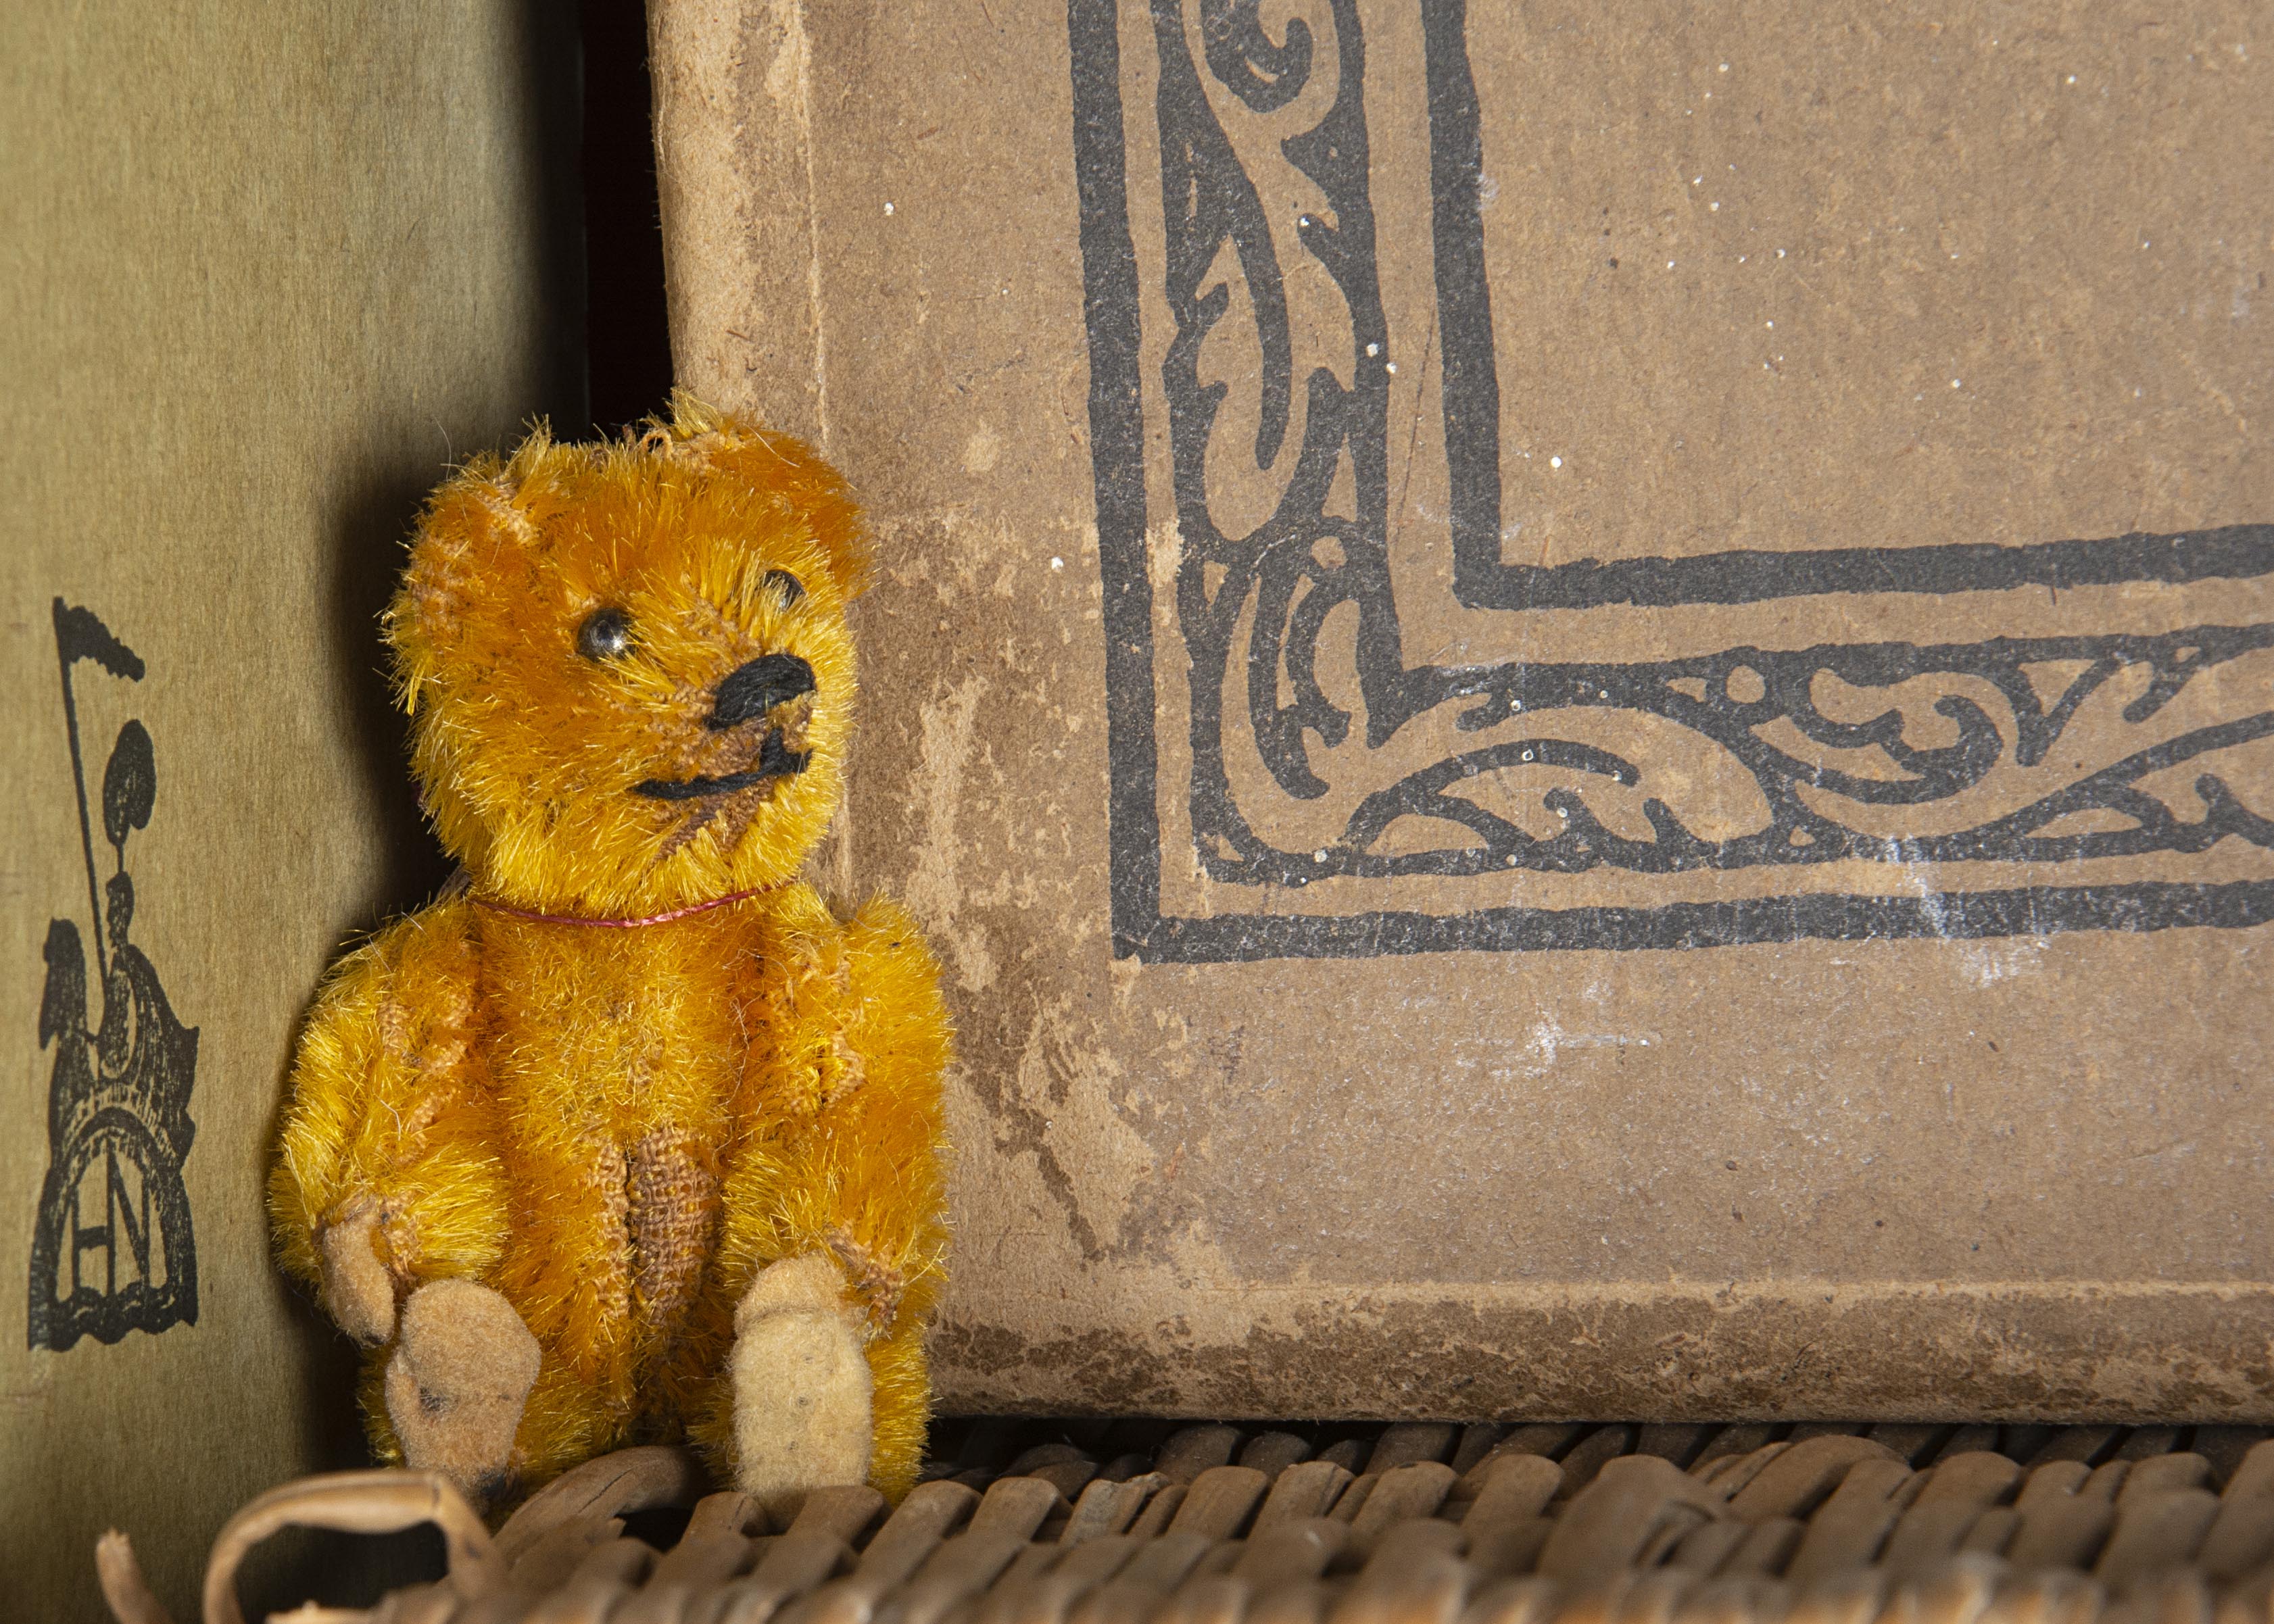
left=269, top=901, right=508, bottom=1335
left=716, top=895, right=952, bottom=1337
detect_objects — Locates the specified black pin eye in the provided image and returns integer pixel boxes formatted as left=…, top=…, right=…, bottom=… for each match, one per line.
left=763, top=569, right=806, bottom=607
left=576, top=607, right=634, bottom=661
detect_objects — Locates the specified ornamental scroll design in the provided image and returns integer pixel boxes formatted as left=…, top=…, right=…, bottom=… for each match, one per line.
left=1148, top=0, right=2274, bottom=893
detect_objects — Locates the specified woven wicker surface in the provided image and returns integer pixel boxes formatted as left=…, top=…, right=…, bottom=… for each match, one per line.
left=149, top=1421, right=2274, bottom=1624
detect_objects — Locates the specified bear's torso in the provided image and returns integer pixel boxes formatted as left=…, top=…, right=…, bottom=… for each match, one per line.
left=454, top=889, right=847, bottom=1419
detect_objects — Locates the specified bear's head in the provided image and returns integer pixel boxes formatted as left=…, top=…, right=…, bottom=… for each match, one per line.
left=386, top=397, right=866, bottom=916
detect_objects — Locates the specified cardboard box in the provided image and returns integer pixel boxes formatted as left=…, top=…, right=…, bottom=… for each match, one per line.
left=653, top=0, right=2274, bottom=1422
left=1, top=7, right=579, bottom=1617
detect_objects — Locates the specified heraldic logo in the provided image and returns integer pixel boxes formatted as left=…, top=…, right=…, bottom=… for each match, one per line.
left=27, top=599, right=200, bottom=1350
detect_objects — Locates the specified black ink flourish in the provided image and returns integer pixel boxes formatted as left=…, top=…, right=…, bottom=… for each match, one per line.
left=28, top=600, right=199, bottom=1349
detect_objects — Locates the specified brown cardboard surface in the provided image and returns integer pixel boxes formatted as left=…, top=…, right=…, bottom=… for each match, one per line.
left=1, top=5, right=578, bottom=1617
left=653, top=0, right=2274, bottom=1423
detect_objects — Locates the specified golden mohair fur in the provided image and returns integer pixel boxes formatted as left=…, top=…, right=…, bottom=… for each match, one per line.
left=271, top=397, right=950, bottom=1504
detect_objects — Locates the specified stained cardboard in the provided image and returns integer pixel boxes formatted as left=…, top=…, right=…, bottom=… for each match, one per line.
left=653, top=0, right=2274, bottom=1423
left=1, top=7, right=579, bottom=1617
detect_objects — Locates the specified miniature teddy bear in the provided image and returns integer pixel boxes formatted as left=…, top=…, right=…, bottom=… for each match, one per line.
left=270, top=397, right=950, bottom=1515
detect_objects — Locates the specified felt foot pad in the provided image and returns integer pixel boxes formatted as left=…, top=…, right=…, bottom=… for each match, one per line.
left=731, top=1254, right=874, bottom=1519
left=385, top=1278, right=541, bottom=1505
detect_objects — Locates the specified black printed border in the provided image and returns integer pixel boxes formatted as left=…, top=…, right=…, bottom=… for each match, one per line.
left=1067, top=0, right=2274, bottom=962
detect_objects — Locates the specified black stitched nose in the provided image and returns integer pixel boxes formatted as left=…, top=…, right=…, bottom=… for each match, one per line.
left=707, top=654, right=815, bottom=730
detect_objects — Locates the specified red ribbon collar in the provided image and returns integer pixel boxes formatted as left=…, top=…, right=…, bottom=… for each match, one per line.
left=471, top=879, right=786, bottom=929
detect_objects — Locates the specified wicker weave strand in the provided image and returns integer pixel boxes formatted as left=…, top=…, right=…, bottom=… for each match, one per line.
left=133, top=1423, right=2274, bottom=1624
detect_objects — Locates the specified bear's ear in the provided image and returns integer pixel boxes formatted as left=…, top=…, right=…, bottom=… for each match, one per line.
left=661, top=393, right=871, bottom=599
left=383, top=427, right=558, bottom=716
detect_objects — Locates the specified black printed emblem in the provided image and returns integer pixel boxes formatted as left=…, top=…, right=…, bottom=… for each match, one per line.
left=1068, top=0, right=2274, bottom=960
left=28, top=599, right=199, bottom=1349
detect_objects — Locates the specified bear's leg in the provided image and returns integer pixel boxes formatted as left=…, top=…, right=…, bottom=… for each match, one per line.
left=496, top=1355, right=643, bottom=1498
left=384, top=1279, right=541, bottom=1506
left=729, top=1253, right=873, bottom=1519
left=863, top=1309, right=931, bottom=1502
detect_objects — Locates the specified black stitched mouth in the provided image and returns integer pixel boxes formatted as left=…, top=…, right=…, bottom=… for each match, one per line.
left=633, top=731, right=810, bottom=799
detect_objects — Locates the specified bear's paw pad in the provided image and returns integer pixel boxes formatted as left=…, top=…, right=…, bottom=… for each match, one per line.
left=385, top=1279, right=540, bottom=1503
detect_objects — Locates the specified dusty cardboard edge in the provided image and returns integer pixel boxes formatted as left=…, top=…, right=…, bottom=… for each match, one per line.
left=649, top=0, right=827, bottom=445
left=934, top=1281, right=2274, bottom=1421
